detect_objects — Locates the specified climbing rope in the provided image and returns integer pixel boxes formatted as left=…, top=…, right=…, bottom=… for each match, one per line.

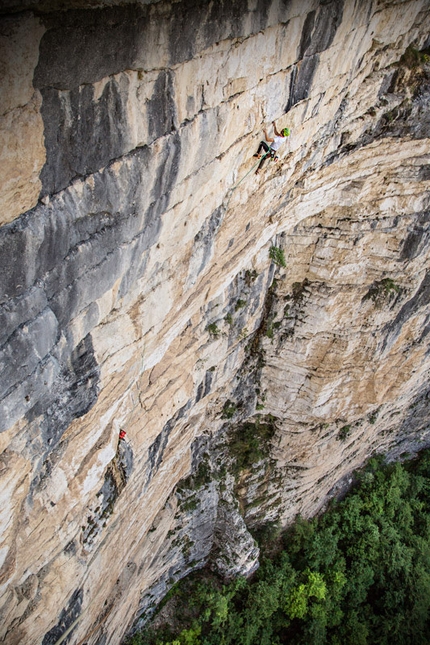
left=74, top=602, right=115, bottom=645
left=223, top=151, right=271, bottom=211
left=52, top=611, right=87, bottom=645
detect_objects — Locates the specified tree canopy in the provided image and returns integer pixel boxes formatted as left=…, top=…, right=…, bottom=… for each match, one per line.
left=128, top=449, right=430, bottom=645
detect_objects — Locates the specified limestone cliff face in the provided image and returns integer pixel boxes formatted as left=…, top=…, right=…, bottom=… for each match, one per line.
left=1, top=0, right=430, bottom=643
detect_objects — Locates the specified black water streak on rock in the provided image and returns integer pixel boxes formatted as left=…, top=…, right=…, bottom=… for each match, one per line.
left=169, top=0, right=204, bottom=65
left=169, top=0, right=251, bottom=66
left=0, top=307, right=58, bottom=401
left=195, top=381, right=205, bottom=403
left=381, top=271, right=430, bottom=353
left=287, top=0, right=344, bottom=111
left=39, top=75, right=130, bottom=196
left=33, top=6, right=144, bottom=90
left=146, top=425, right=172, bottom=487
left=378, top=68, right=398, bottom=97
left=190, top=205, right=224, bottom=280
left=195, top=369, right=215, bottom=403
left=0, top=141, right=169, bottom=435
left=286, top=54, right=319, bottom=111
left=27, top=333, right=99, bottom=459
left=203, top=369, right=215, bottom=398
left=150, top=131, right=182, bottom=207
left=251, top=0, right=270, bottom=32
left=305, top=0, right=344, bottom=57
left=116, top=134, right=181, bottom=298
left=400, top=211, right=430, bottom=261
left=147, top=70, right=177, bottom=141
left=41, top=588, right=83, bottom=645
left=298, top=10, right=316, bottom=60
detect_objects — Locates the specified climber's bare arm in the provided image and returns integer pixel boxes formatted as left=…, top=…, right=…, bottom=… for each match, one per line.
left=264, top=128, right=274, bottom=143
left=272, top=121, right=281, bottom=137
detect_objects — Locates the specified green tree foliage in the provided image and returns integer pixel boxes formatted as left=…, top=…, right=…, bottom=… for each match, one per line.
left=269, top=246, right=286, bottom=268
left=128, top=450, right=430, bottom=645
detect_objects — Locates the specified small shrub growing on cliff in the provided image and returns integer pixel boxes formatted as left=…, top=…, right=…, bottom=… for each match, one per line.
left=292, top=278, right=310, bottom=302
left=363, top=277, right=400, bottom=307
left=245, top=269, right=259, bottom=285
left=235, top=299, right=247, bottom=311
left=269, top=246, right=286, bottom=267
left=206, top=322, right=220, bottom=337
left=228, top=416, right=276, bottom=474
left=337, top=424, right=351, bottom=441
left=400, top=45, right=430, bottom=69
left=131, top=448, right=430, bottom=645
left=221, top=400, right=237, bottom=419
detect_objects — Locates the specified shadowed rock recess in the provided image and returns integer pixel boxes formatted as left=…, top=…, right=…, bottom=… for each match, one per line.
left=0, top=0, right=430, bottom=642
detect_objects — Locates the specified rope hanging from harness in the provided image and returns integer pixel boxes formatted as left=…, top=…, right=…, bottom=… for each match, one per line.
left=223, top=150, right=271, bottom=210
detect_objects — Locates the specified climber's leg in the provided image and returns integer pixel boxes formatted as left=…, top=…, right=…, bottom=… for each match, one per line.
left=253, top=141, right=269, bottom=159
left=255, top=148, right=271, bottom=174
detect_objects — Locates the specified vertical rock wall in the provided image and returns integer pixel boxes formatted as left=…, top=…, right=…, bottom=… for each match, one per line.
left=0, top=0, right=429, bottom=643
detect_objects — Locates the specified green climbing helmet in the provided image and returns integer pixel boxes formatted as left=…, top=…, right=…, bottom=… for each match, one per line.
left=281, top=127, right=290, bottom=137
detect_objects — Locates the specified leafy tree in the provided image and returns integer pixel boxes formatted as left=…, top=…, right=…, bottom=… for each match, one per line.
left=127, top=450, right=430, bottom=645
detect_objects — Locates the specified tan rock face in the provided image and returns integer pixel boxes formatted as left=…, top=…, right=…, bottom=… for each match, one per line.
left=0, top=14, right=45, bottom=225
left=0, top=0, right=430, bottom=643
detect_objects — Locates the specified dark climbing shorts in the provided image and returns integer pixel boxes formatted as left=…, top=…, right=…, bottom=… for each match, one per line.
left=256, top=141, right=276, bottom=170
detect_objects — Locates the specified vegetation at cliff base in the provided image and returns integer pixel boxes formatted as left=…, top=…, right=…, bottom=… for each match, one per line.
left=128, top=450, right=430, bottom=645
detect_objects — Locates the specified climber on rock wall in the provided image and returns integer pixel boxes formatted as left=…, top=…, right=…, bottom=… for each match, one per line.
left=254, top=121, right=290, bottom=174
